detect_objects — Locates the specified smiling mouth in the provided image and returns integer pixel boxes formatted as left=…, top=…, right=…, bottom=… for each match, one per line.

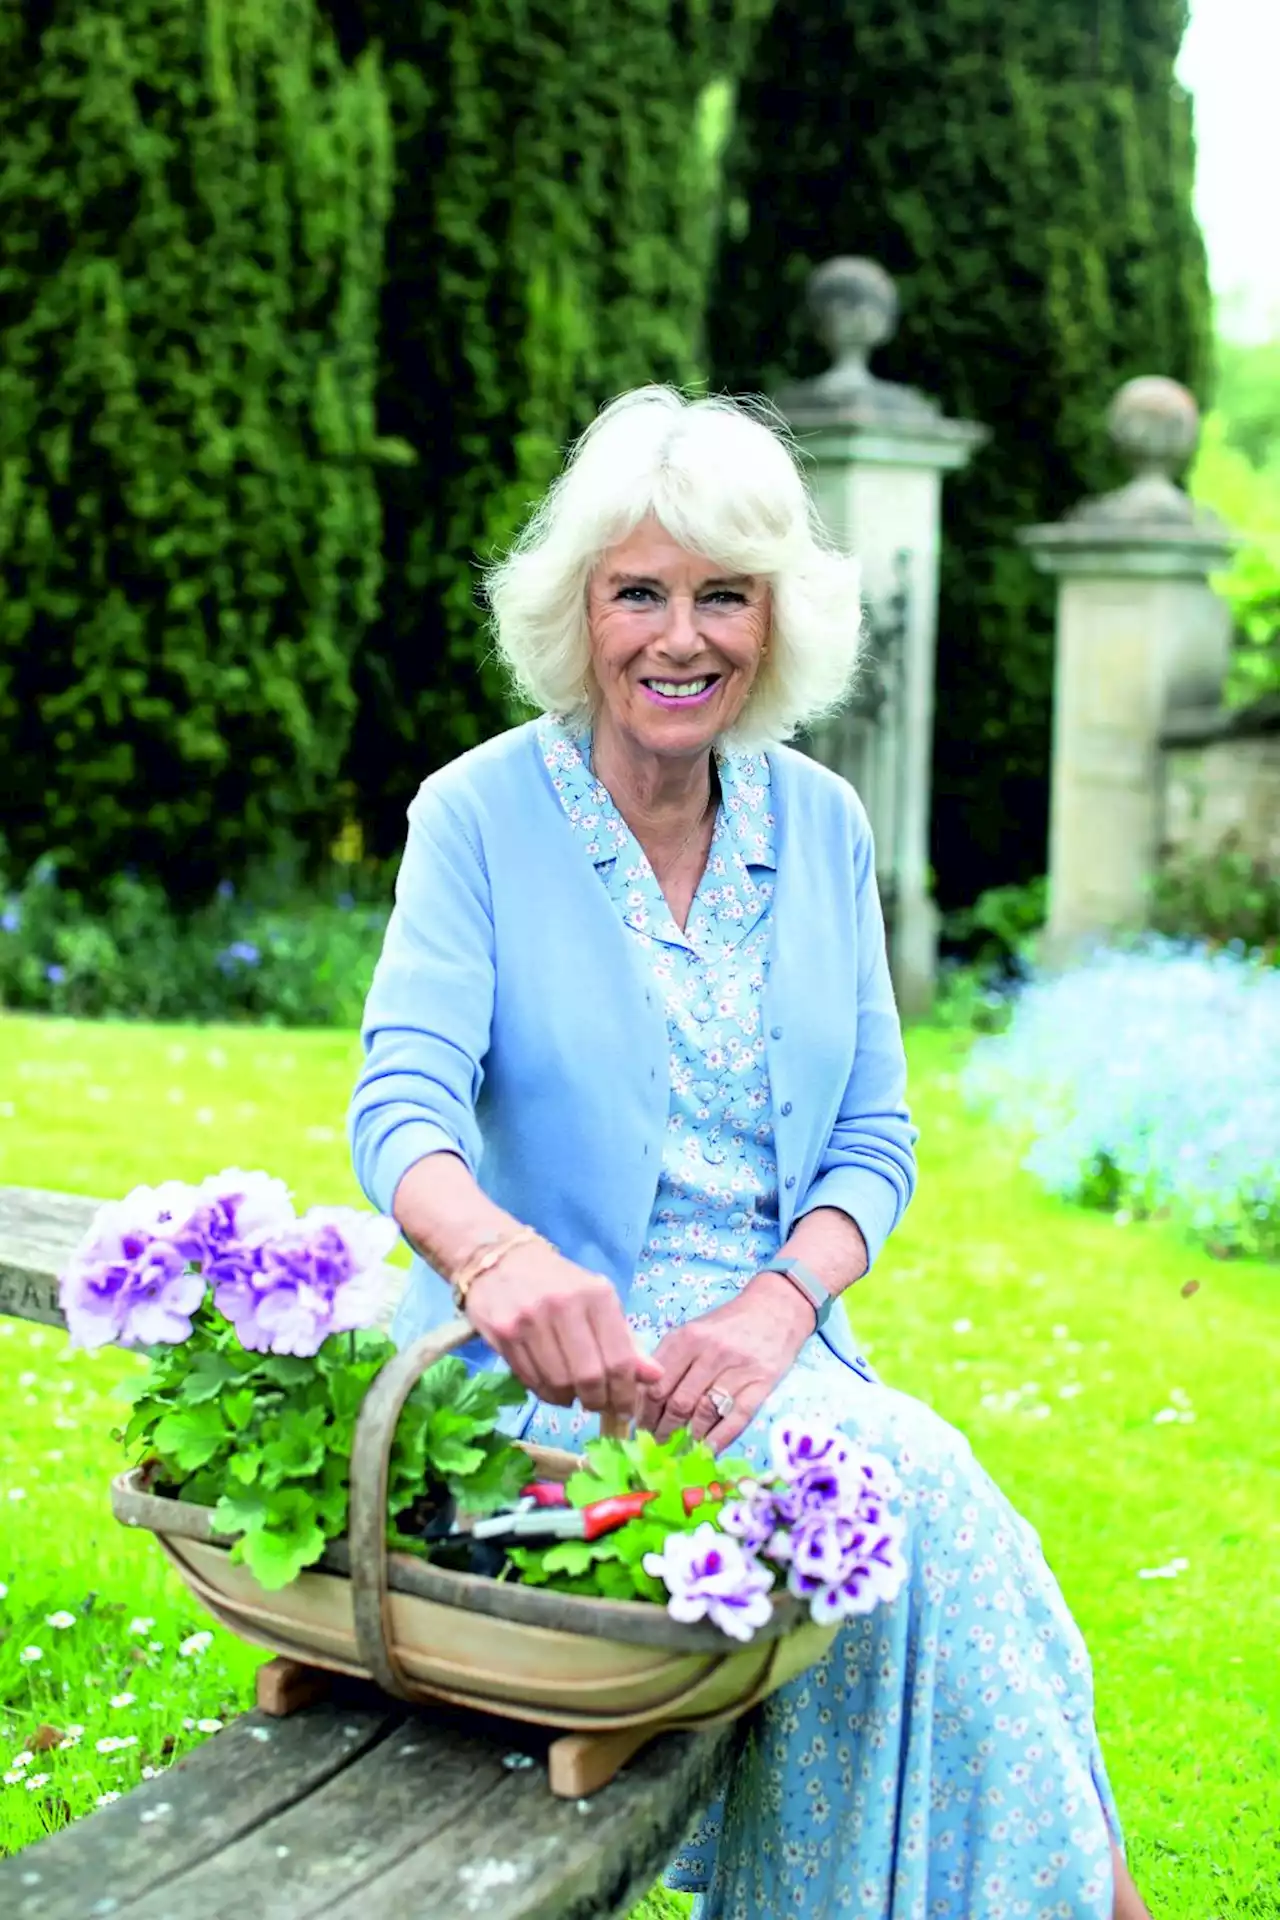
left=641, top=675, right=720, bottom=701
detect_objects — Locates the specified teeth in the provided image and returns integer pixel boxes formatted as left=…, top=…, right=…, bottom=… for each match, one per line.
left=647, top=678, right=711, bottom=699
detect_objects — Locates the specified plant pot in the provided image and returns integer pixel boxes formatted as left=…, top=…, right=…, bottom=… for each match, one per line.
left=111, top=1317, right=837, bottom=1793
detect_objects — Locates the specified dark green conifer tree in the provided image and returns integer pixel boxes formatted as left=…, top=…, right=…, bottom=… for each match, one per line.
left=323, top=0, right=765, bottom=853
left=0, top=0, right=393, bottom=895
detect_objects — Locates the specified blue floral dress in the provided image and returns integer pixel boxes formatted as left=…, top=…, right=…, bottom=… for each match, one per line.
left=525, top=715, right=1121, bottom=1920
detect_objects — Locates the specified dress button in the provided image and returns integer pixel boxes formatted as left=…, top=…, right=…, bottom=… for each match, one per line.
left=784, top=1174, right=796, bottom=1190
left=781, top=1100, right=793, bottom=1116
left=770, top=1025, right=783, bottom=1041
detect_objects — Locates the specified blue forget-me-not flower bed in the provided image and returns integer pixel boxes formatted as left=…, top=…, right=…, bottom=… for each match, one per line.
left=964, top=939, right=1280, bottom=1262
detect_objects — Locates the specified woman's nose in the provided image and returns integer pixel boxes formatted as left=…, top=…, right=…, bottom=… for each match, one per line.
left=661, top=593, right=700, bottom=654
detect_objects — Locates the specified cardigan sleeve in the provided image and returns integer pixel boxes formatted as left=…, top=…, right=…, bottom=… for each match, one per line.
left=795, top=800, right=918, bottom=1270
left=348, top=783, right=495, bottom=1217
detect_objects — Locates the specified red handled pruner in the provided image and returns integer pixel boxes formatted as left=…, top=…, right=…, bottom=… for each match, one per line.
left=467, top=1481, right=726, bottom=1544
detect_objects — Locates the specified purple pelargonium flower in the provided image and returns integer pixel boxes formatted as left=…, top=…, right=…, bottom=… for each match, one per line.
left=187, top=1169, right=296, bottom=1263
left=60, top=1237, right=188, bottom=1352
left=719, top=1426, right=910, bottom=1630
left=60, top=1181, right=210, bottom=1349
left=215, top=1206, right=399, bottom=1356
left=781, top=1506, right=909, bottom=1625
left=644, top=1522, right=775, bottom=1643
left=718, top=1480, right=780, bottom=1556
left=60, top=1172, right=399, bottom=1358
left=770, top=1418, right=856, bottom=1485
left=61, top=1238, right=205, bottom=1351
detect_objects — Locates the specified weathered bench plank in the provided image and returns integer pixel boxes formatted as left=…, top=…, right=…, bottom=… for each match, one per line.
left=0, top=1185, right=99, bottom=1328
left=321, top=1718, right=735, bottom=1920
left=0, top=1687, right=734, bottom=1919
left=0, top=1699, right=397, bottom=1917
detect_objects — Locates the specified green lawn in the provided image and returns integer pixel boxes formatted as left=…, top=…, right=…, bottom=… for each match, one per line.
left=1, top=1010, right=1277, bottom=1913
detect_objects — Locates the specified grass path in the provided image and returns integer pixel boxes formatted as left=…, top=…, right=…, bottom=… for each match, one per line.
left=0, top=1011, right=1277, bottom=1912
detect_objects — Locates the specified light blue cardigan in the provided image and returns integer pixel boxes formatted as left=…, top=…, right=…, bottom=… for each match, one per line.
left=348, top=720, right=918, bottom=1375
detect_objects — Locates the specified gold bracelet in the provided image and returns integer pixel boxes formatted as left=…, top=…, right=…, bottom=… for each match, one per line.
left=449, top=1225, right=544, bottom=1310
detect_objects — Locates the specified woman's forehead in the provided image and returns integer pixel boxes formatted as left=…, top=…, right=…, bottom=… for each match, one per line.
left=594, top=516, right=748, bottom=580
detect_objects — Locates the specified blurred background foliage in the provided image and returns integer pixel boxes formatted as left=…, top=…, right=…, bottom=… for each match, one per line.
left=316, top=0, right=766, bottom=857
left=1191, top=336, right=1280, bottom=710
left=708, top=0, right=1211, bottom=911
left=2, top=0, right=1274, bottom=1015
left=0, top=0, right=396, bottom=902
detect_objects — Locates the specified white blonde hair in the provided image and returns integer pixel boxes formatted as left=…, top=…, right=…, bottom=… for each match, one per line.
left=484, top=386, right=863, bottom=746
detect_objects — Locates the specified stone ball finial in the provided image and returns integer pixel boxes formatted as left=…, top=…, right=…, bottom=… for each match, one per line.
left=1107, top=376, right=1200, bottom=482
left=1059, top=374, right=1221, bottom=532
left=807, top=258, right=900, bottom=383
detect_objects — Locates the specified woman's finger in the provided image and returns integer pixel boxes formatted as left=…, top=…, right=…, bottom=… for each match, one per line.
left=637, top=1324, right=697, bottom=1433
left=704, top=1374, right=772, bottom=1455
left=587, top=1294, right=649, bottom=1420
left=520, top=1318, right=577, bottom=1407
left=651, top=1347, right=724, bottom=1442
left=493, top=1330, right=552, bottom=1406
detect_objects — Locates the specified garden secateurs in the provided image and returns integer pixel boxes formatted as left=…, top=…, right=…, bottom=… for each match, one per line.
left=463, top=1479, right=727, bottom=1545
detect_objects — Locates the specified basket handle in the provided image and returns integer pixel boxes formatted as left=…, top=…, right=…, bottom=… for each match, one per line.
left=349, top=1320, right=632, bottom=1700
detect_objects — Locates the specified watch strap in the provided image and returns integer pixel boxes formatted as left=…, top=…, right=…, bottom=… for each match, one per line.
left=761, top=1255, right=835, bottom=1332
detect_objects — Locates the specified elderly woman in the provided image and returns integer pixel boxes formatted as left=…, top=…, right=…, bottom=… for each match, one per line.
left=349, top=388, right=1147, bottom=1920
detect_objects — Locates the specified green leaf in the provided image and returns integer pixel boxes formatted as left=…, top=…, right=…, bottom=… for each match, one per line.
left=239, top=1515, right=328, bottom=1591
left=211, top=1488, right=269, bottom=1538
left=230, top=1485, right=330, bottom=1590
left=122, top=1394, right=172, bottom=1452
left=594, top=1560, right=651, bottom=1601
left=313, top=1454, right=351, bottom=1535
left=505, top=1550, right=552, bottom=1587
left=326, top=1363, right=379, bottom=1432
left=450, top=1364, right=529, bottom=1421
left=413, top=1355, right=468, bottom=1412
left=567, top=1444, right=634, bottom=1503
left=181, top=1350, right=242, bottom=1404
left=152, top=1401, right=229, bottom=1472
left=537, top=1537, right=616, bottom=1577
left=222, top=1387, right=257, bottom=1432
left=256, top=1356, right=317, bottom=1389
left=178, top=1468, right=227, bottom=1508
left=422, top=1405, right=486, bottom=1476
left=227, top=1451, right=260, bottom=1487
left=260, top=1405, right=328, bottom=1484
left=450, top=1438, right=533, bottom=1515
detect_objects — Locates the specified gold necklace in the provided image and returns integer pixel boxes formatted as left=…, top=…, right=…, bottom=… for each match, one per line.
left=591, top=752, right=716, bottom=888
left=649, top=791, right=714, bottom=888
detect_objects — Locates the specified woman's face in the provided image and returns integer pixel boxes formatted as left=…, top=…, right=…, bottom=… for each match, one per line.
left=585, top=517, right=770, bottom=764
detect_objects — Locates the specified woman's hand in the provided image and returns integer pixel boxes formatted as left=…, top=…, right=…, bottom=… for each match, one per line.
left=637, top=1271, right=817, bottom=1454
left=466, top=1240, right=662, bottom=1424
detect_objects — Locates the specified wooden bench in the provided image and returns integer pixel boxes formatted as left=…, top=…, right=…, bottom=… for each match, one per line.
left=0, top=1185, right=732, bottom=1918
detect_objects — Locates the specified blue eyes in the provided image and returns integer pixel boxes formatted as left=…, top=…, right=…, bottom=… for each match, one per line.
left=617, top=586, right=747, bottom=607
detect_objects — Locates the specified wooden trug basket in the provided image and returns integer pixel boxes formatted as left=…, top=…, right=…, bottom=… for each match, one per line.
left=111, top=1317, right=836, bottom=1795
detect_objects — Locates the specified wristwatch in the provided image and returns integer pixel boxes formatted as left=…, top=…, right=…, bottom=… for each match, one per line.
left=759, top=1255, right=836, bottom=1332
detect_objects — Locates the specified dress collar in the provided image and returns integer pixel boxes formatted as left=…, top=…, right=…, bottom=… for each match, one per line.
left=536, top=712, right=776, bottom=874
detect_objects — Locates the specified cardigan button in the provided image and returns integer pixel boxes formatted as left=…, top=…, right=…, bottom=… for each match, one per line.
left=770, top=1025, right=783, bottom=1040
left=781, top=1100, right=793, bottom=1117
left=784, top=1174, right=796, bottom=1190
